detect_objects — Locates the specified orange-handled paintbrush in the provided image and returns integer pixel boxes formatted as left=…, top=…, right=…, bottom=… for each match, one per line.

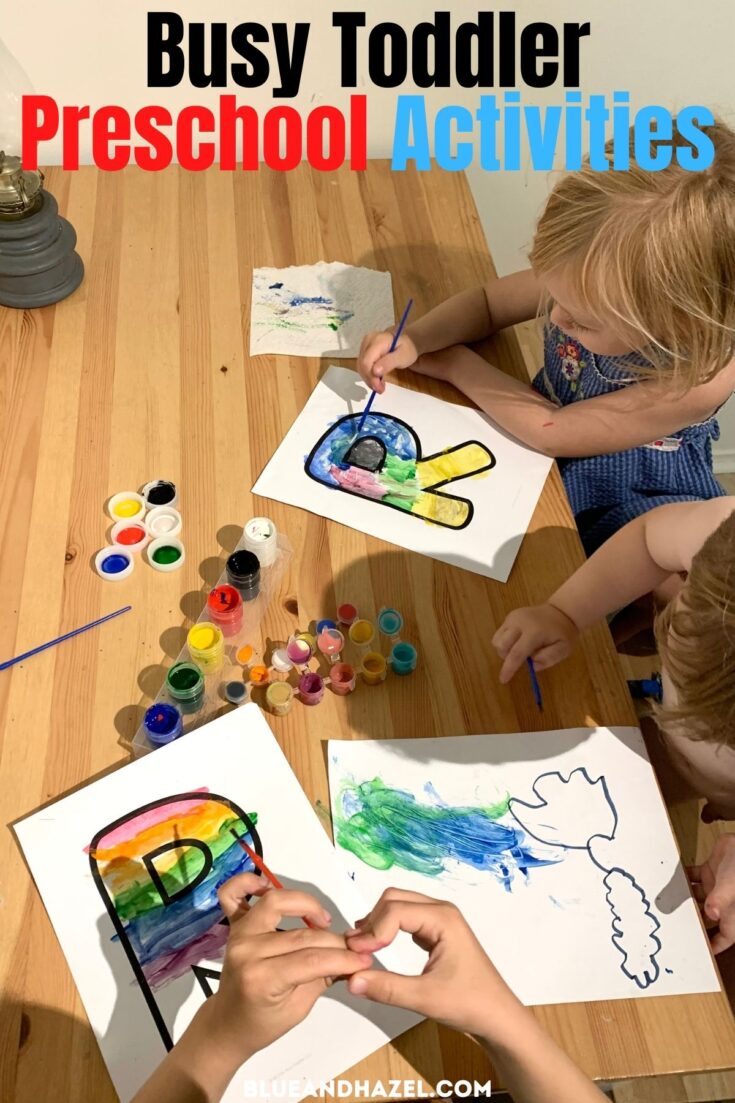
left=230, top=828, right=316, bottom=928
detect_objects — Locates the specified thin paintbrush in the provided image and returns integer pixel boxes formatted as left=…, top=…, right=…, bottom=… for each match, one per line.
left=354, top=297, right=414, bottom=437
left=0, top=606, right=132, bottom=672
left=230, top=828, right=316, bottom=928
left=526, top=656, right=544, bottom=712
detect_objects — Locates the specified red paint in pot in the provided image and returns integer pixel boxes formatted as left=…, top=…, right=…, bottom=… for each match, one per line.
left=116, top=525, right=147, bottom=546
left=207, top=584, right=244, bottom=637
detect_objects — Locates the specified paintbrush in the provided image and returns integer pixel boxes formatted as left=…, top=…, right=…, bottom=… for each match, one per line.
left=230, top=828, right=316, bottom=928
left=352, top=297, right=414, bottom=440
left=0, top=606, right=132, bottom=672
left=526, top=657, right=543, bottom=712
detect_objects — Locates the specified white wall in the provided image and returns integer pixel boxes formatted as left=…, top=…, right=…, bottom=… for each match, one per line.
left=4, top=0, right=735, bottom=465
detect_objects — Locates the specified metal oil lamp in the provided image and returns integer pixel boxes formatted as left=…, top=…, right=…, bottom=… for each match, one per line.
left=0, top=40, right=83, bottom=308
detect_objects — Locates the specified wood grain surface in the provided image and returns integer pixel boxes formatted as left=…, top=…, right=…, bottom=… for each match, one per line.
left=1, top=163, right=734, bottom=1102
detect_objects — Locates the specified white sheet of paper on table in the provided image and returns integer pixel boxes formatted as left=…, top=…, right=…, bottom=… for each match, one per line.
left=252, top=365, right=553, bottom=582
left=327, top=726, right=720, bottom=1006
left=249, top=262, right=394, bottom=358
left=14, top=707, right=420, bottom=1103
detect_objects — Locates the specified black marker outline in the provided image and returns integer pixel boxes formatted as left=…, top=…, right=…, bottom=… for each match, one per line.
left=304, top=413, right=495, bottom=531
left=89, top=792, right=262, bottom=1050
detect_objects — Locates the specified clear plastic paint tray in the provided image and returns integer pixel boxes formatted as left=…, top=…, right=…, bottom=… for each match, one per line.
left=131, top=531, right=292, bottom=757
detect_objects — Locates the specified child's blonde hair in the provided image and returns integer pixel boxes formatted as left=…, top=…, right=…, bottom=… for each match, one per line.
left=530, top=121, right=735, bottom=391
left=654, top=511, right=735, bottom=744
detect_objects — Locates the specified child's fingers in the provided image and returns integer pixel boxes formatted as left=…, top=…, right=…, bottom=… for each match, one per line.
left=492, top=622, right=521, bottom=659
left=529, top=640, right=569, bottom=672
left=274, top=948, right=374, bottom=992
left=348, top=967, right=427, bottom=1011
left=257, top=928, right=357, bottom=960
left=239, top=888, right=333, bottom=935
left=346, top=898, right=455, bottom=954
left=499, top=636, right=535, bottom=684
left=218, top=873, right=270, bottom=921
left=710, top=923, right=735, bottom=954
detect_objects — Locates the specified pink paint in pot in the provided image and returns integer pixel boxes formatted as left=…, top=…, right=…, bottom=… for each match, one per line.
left=287, top=636, right=312, bottom=666
left=329, top=662, right=356, bottom=696
left=317, top=627, right=344, bottom=662
left=206, top=585, right=243, bottom=637
left=298, top=671, right=325, bottom=706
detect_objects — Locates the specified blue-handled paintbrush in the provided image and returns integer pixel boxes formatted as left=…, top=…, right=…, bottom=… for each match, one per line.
left=354, top=297, right=414, bottom=437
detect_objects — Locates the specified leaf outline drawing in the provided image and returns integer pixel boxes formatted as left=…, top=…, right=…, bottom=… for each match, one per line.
left=509, top=768, right=662, bottom=990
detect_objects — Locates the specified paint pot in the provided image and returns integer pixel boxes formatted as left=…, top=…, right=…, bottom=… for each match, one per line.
left=378, top=607, right=404, bottom=639
left=317, top=628, right=344, bottom=663
left=271, top=648, right=294, bottom=674
left=390, top=641, right=418, bottom=676
left=142, top=479, right=178, bottom=510
left=224, top=680, right=248, bottom=705
left=207, top=584, right=243, bottom=637
left=236, top=644, right=254, bottom=666
left=316, top=618, right=337, bottom=634
left=146, top=505, right=182, bottom=540
left=298, top=671, right=325, bottom=706
left=249, top=664, right=270, bottom=686
left=187, top=621, right=225, bottom=673
left=226, top=550, right=260, bottom=601
left=286, top=636, right=313, bottom=667
left=349, top=619, right=375, bottom=650
left=361, top=652, right=387, bottom=685
left=337, top=602, right=358, bottom=627
left=147, top=536, right=185, bottom=572
left=110, top=519, right=149, bottom=553
left=107, top=491, right=146, bottom=523
left=266, top=681, right=294, bottom=716
left=329, top=662, right=357, bottom=696
left=243, top=516, right=278, bottom=568
left=95, top=547, right=134, bottom=581
left=144, top=703, right=183, bottom=746
left=166, top=661, right=205, bottom=714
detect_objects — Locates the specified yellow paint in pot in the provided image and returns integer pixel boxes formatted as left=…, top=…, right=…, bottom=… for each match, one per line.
left=349, top=619, right=375, bottom=648
left=361, top=651, right=387, bottom=685
left=187, top=621, right=224, bottom=673
left=266, top=681, right=294, bottom=716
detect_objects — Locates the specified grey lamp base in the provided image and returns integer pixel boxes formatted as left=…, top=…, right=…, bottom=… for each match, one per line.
left=0, top=191, right=84, bottom=309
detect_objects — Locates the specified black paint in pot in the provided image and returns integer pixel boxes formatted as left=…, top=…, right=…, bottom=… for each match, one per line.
left=226, top=549, right=261, bottom=600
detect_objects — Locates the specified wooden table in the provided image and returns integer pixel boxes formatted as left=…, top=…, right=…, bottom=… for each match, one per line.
left=2, top=163, right=734, bottom=1102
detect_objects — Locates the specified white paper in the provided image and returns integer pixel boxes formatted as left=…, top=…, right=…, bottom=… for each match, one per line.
left=328, top=727, right=719, bottom=1006
left=249, top=263, right=394, bottom=358
left=252, top=366, right=553, bottom=582
left=15, top=707, right=419, bottom=1103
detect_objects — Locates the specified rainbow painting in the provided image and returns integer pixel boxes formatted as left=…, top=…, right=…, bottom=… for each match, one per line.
left=305, top=413, right=495, bottom=530
left=88, top=789, right=260, bottom=1048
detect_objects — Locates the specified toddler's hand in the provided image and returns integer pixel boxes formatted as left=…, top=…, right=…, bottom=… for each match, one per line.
left=358, top=329, right=418, bottom=394
left=210, top=874, right=373, bottom=1064
left=492, top=603, right=579, bottom=684
left=689, top=835, right=735, bottom=953
left=345, top=888, right=519, bottom=1039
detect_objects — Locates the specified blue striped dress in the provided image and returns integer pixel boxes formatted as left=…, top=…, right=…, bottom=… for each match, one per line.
left=532, top=324, right=726, bottom=554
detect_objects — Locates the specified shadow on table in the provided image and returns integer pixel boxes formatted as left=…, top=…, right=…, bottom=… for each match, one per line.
left=314, top=533, right=648, bottom=772
left=0, top=995, right=117, bottom=1103
left=113, top=524, right=246, bottom=746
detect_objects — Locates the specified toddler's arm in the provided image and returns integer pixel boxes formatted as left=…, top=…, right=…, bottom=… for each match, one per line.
left=433, top=345, right=735, bottom=458
left=346, top=889, right=606, bottom=1103
left=358, top=268, right=542, bottom=394
left=493, top=497, right=735, bottom=682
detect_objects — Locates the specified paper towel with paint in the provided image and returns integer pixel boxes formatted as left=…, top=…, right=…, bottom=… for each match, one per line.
left=328, top=726, right=719, bottom=1006
left=249, top=262, right=394, bottom=357
left=252, top=365, right=553, bottom=581
left=14, top=707, right=419, bottom=1103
